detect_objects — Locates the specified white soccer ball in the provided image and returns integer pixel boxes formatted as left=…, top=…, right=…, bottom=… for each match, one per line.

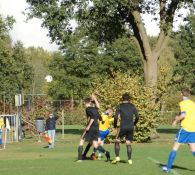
left=45, top=75, right=53, bottom=83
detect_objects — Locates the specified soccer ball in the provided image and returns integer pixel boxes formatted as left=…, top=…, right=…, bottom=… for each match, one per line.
left=45, top=75, right=53, bottom=82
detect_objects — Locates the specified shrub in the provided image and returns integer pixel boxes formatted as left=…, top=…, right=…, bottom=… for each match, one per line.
left=91, top=72, right=160, bottom=142
left=57, top=104, right=86, bottom=126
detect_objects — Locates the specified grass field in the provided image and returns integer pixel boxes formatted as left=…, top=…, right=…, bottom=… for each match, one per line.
left=0, top=125, right=195, bottom=175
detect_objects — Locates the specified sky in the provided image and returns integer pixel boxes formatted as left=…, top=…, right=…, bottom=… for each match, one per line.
left=0, top=0, right=59, bottom=51
left=0, top=0, right=189, bottom=52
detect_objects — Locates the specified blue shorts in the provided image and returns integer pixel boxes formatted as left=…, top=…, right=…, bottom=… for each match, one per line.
left=175, top=128, right=195, bottom=143
left=99, top=129, right=110, bottom=141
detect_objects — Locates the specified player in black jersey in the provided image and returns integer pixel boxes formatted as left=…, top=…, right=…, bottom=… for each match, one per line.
left=112, top=93, right=139, bottom=164
left=77, top=94, right=110, bottom=162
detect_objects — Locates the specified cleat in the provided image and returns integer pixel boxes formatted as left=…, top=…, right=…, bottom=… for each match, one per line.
left=162, top=166, right=171, bottom=173
left=90, top=153, right=97, bottom=160
left=105, top=151, right=110, bottom=162
left=111, top=157, right=120, bottom=164
left=76, top=160, right=82, bottom=163
left=128, top=160, right=133, bottom=165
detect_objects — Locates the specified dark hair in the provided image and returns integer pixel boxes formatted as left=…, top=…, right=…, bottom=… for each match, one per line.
left=181, top=88, right=191, bottom=97
left=84, top=97, right=91, bottom=104
left=122, top=93, right=130, bottom=101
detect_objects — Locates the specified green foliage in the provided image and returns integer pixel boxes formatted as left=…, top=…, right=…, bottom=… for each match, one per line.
left=59, top=105, right=86, bottom=126
left=156, top=46, right=176, bottom=111
left=91, top=72, right=160, bottom=142
left=48, top=34, right=141, bottom=99
left=0, top=16, right=33, bottom=104
left=25, top=0, right=193, bottom=44
left=171, top=14, right=195, bottom=94
left=25, top=47, right=52, bottom=94
left=26, top=0, right=194, bottom=88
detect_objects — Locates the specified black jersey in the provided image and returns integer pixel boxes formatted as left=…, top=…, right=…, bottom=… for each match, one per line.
left=114, top=102, right=139, bottom=129
left=86, top=106, right=101, bottom=131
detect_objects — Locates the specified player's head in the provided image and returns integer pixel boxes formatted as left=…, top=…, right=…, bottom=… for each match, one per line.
left=122, top=92, right=130, bottom=102
left=84, top=97, right=92, bottom=107
left=105, top=108, right=113, bottom=117
left=181, top=88, right=191, bottom=98
left=49, top=113, right=53, bottom=118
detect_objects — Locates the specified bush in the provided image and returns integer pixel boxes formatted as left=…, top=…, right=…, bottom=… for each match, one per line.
left=57, top=105, right=86, bottom=126
left=91, top=72, right=160, bottom=142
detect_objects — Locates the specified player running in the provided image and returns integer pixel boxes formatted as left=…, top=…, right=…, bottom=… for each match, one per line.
left=162, top=88, right=195, bottom=173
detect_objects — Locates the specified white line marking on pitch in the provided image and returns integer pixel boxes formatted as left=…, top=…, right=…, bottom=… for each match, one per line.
left=147, top=157, right=180, bottom=175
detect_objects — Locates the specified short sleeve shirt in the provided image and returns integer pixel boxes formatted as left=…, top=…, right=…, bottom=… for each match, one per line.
left=180, top=99, right=195, bottom=132
left=86, top=106, right=101, bottom=131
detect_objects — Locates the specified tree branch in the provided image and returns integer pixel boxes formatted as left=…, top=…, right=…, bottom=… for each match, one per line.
left=132, top=10, right=152, bottom=60
left=154, top=0, right=179, bottom=58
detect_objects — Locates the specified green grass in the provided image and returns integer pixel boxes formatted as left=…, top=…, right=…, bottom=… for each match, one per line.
left=0, top=125, right=195, bottom=175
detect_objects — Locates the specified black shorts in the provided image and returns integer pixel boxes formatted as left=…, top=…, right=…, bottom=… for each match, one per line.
left=117, top=128, right=134, bottom=141
left=83, top=129, right=99, bottom=141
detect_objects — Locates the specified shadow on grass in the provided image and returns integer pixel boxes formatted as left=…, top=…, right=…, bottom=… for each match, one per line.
left=159, top=163, right=195, bottom=172
left=56, top=128, right=83, bottom=135
left=157, top=128, right=178, bottom=134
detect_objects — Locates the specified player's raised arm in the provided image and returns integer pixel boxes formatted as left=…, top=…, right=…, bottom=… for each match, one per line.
left=91, top=94, right=100, bottom=109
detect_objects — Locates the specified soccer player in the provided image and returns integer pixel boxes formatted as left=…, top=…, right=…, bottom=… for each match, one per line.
left=97, top=108, right=113, bottom=158
left=162, top=88, right=195, bottom=173
left=112, top=92, right=139, bottom=165
left=82, top=108, right=113, bottom=160
left=77, top=94, right=110, bottom=162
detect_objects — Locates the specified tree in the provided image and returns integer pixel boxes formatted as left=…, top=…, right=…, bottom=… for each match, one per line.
left=25, top=0, right=194, bottom=87
left=171, top=14, right=195, bottom=93
left=25, top=47, right=53, bottom=94
left=48, top=31, right=141, bottom=99
left=0, top=15, right=33, bottom=105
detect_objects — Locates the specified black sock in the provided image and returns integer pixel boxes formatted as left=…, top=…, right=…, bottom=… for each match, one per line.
left=83, top=143, right=92, bottom=156
left=115, top=142, right=120, bottom=157
left=78, top=146, right=83, bottom=160
left=97, top=146, right=106, bottom=153
left=126, top=145, right=132, bottom=160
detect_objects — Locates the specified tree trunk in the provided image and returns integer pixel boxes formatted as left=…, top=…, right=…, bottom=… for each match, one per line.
left=144, top=54, right=158, bottom=87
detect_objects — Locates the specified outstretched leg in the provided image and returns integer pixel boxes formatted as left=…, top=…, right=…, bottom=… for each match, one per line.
left=162, top=142, right=181, bottom=172
left=82, top=142, right=92, bottom=159
left=93, top=140, right=110, bottom=161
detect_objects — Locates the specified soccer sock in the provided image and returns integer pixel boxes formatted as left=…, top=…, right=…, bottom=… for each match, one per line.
left=115, top=142, right=120, bottom=157
left=167, top=150, right=177, bottom=169
left=126, top=145, right=132, bottom=160
left=83, top=143, right=92, bottom=156
left=78, top=146, right=83, bottom=160
left=97, top=146, right=106, bottom=153
left=192, top=152, right=195, bottom=156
